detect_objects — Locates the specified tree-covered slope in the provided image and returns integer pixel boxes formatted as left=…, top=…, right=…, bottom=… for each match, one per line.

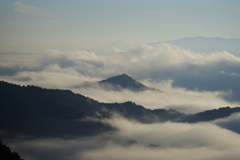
left=1, top=81, right=240, bottom=138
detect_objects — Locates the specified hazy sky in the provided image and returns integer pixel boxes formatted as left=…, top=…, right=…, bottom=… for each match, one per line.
left=1, top=1, right=240, bottom=113
left=0, top=0, right=240, bottom=52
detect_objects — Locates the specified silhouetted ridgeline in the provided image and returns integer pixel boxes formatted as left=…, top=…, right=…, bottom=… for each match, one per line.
left=0, top=139, right=23, bottom=160
left=0, top=81, right=240, bottom=138
left=183, top=107, right=240, bottom=123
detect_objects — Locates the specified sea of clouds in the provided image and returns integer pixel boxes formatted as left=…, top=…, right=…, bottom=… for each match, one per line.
left=1, top=43, right=240, bottom=113
left=2, top=43, right=240, bottom=160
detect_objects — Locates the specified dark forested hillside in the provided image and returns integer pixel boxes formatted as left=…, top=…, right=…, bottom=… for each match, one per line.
left=1, top=81, right=240, bottom=138
left=0, top=81, right=181, bottom=137
left=183, top=107, right=240, bottom=123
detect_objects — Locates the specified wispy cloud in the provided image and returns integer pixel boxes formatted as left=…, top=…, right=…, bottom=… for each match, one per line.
left=14, top=1, right=58, bottom=18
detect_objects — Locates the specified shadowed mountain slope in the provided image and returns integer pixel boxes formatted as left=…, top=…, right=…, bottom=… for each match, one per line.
left=0, top=81, right=178, bottom=137
left=1, top=81, right=240, bottom=137
left=183, top=107, right=240, bottom=123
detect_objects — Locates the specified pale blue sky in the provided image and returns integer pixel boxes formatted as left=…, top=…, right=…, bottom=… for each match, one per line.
left=0, top=0, right=239, bottom=53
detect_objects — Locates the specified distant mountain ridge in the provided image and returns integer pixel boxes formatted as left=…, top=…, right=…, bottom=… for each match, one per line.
left=148, top=36, right=240, bottom=56
left=77, top=74, right=160, bottom=92
left=1, top=81, right=240, bottom=138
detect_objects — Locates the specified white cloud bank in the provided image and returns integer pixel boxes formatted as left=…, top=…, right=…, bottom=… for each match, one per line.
left=1, top=44, right=240, bottom=113
left=71, top=80, right=238, bottom=113
left=81, top=118, right=240, bottom=160
left=6, top=116, right=240, bottom=160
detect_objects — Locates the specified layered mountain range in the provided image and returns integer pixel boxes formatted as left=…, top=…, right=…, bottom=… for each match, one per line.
left=1, top=74, right=240, bottom=138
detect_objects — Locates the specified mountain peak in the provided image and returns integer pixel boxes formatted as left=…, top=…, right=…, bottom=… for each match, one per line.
left=101, top=73, right=133, bottom=81
left=119, top=73, right=130, bottom=77
left=78, top=74, right=160, bottom=92
left=99, top=74, right=148, bottom=91
left=106, top=74, right=134, bottom=81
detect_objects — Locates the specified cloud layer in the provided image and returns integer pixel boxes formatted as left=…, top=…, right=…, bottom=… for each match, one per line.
left=1, top=44, right=240, bottom=113
left=6, top=116, right=240, bottom=160
left=71, top=81, right=237, bottom=113
left=4, top=43, right=240, bottom=91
